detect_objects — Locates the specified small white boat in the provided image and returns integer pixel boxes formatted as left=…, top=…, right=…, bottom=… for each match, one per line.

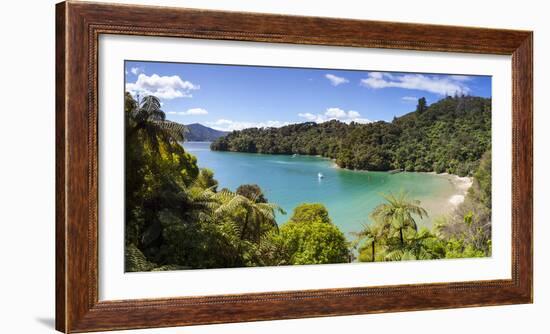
left=318, top=172, right=324, bottom=179
left=292, top=154, right=297, bottom=158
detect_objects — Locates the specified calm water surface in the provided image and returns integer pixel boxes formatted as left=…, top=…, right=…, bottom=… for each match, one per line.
left=183, top=142, right=458, bottom=236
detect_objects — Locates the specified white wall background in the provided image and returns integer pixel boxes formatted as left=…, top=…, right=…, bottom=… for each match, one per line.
left=0, top=0, right=546, bottom=333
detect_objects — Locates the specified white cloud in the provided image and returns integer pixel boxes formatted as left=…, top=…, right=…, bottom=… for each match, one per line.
left=185, top=108, right=208, bottom=115
left=346, top=110, right=361, bottom=118
left=360, top=72, right=471, bottom=96
left=298, top=107, right=371, bottom=124
left=206, top=119, right=290, bottom=131
left=297, top=113, right=317, bottom=121
left=449, top=75, right=472, bottom=81
left=325, top=74, right=349, bottom=86
left=166, top=108, right=208, bottom=116
left=401, top=96, right=418, bottom=102
left=126, top=73, right=200, bottom=100
left=206, top=107, right=371, bottom=132
left=130, top=67, right=144, bottom=75
left=368, top=72, right=385, bottom=79
left=353, top=118, right=372, bottom=123
left=325, top=107, right=347, bottom=118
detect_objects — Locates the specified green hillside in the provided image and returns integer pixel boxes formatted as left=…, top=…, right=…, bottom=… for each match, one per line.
left=211, top=96, right=491, bottom=176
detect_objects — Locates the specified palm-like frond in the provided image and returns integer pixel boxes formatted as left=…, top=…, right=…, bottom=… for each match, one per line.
left=185, top=186, right=217, bottom=213
left=384, top=249, right=417, bottom=261
left=370, top=191, right=428, bottom=244
left=128, top=95, right=187, bottom=145
left=212, top=190, right=284, bottom=218
left=152, top=120, right=188, bottom=142
left=256, top=202, right=286, bottom=218
left=212, top=190, right=249, bottom=217
left=131, top=96, right=164, bottom=122
left=219, top=219, right=243, bottom=240
left=351, top=223, right=378, bottom=247
left=212, top=190, right=284, bottom=242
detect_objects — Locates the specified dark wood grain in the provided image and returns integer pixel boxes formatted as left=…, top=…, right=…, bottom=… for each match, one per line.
left=55, top=2, right=67, bottom=332
left=55, top=1, right=533, bottom=332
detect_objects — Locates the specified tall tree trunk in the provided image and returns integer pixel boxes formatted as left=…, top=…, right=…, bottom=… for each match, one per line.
left=241, top=211, right=249, bottom=240
left=371, top=243, right=376, bottom=262
left=400, top=228, right=404, bottom=245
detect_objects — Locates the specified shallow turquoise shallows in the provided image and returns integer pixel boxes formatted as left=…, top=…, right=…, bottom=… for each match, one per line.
left=183, top=142, right=459, bottom=237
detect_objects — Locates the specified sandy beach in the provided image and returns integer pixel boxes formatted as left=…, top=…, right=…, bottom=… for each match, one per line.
left=415, top=172, right=473, bottom=226
left=434, top=172, right=473, bottom=207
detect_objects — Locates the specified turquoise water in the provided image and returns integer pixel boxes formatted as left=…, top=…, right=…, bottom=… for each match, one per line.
left=183, top=142, right=459, bottom=236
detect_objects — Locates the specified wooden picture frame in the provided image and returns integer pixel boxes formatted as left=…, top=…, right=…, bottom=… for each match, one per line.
left=56, top=1, right=533, bottom=332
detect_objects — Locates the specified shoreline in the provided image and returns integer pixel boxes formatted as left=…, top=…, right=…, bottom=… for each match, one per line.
left=328, top=158, right=473, bottom=209
left=199, top=144, right=474, bottom=212
left=330, top=159, right=474, bottom=207
left=410, top=172, right=472, bottom=227
left=326, top=155, right=473, bottom=214
left=424, top=171, right=473, bottom=208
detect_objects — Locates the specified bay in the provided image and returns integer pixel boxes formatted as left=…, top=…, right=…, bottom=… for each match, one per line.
left=183, top=142, right=462, bottom=236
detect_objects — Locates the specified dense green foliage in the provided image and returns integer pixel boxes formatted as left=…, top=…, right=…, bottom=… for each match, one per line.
left=370, top=191, right=428, bottom=245
left=125, top=92, right=491, bottom=272
left=255, top=204, right=350, bottom=266
left=434, top=150, right=492, bottom=256
left=124, top=93, right=200, bottom=262
left=211, top=96, right=491, bottom=176
left=353, top=156, right=492, bottom=262
left=236, top=184, right=268, bottom=203
left=124, top=93, right=350, bottom=271
left=273, top=204, right=349, bottom=265
left=289, top=203, right=331, bottom=225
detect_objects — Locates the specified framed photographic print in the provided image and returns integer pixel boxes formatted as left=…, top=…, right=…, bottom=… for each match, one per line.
left=56, top=1, right=532, bottom=332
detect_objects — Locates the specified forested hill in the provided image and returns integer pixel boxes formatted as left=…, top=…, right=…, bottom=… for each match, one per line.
left=211, top=96, right=491, bottom=176
left=185, top=123, right=229, bottom=141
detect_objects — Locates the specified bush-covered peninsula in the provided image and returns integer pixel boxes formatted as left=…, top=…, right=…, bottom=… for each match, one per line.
left=211, top=96, right=491, bottom=177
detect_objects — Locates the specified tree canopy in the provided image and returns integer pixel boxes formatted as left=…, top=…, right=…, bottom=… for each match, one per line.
left=267, top=203, right=350, bottom=265
left=289, top=203, right=332, bottom=224
left=211, top=96, right=491, bottom=176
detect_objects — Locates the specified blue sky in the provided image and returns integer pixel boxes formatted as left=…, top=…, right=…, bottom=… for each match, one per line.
left=125, top=60, right=491, bottom=131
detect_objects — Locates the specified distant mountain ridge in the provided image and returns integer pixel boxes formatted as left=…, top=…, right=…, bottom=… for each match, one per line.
left=185, top=123, right=229, bottom=142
